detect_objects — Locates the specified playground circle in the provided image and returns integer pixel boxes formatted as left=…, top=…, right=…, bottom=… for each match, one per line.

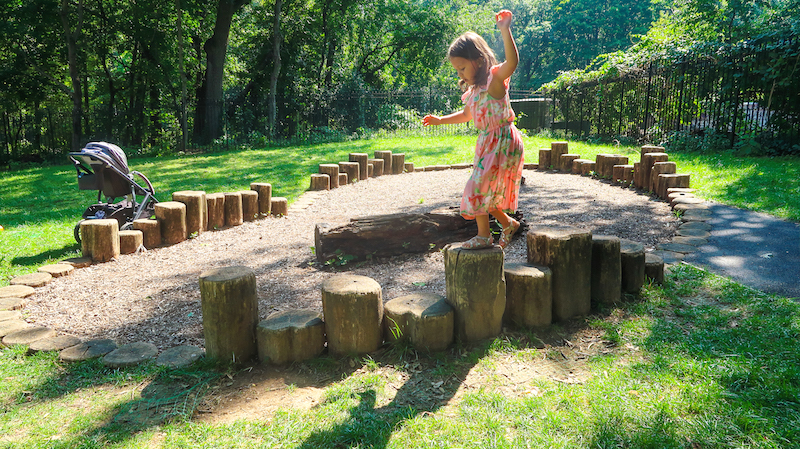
left=24, top=168, right=679, bottom=350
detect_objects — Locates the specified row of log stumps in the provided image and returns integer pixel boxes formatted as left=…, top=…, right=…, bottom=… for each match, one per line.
left=312, top=151, right=411, bottom=190
left=0, top=180, right=294, bottom=369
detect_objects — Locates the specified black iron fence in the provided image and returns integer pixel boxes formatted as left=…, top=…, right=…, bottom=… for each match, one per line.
left=546, top=36, right=800, bottom=155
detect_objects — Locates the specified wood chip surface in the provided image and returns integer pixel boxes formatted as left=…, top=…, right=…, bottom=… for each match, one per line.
left=26, top=169, right=679, bottom=350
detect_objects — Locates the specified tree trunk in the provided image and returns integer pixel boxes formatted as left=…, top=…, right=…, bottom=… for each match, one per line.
left=60, top=0, right=84, bottom=151
left=194, top=0, right=250, bottom=145
left=268, top=0, right=283, bottom=139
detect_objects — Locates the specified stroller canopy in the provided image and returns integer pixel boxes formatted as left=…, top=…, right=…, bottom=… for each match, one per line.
left=78, top=142, right=130, bottom=175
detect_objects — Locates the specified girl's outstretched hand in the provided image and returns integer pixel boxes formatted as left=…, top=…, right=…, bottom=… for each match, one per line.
left=423, top=114, right=441, bottom=126
left=495, top=10, right=512, bottom=29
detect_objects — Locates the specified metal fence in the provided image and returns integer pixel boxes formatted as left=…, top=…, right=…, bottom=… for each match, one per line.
left=547, top=37, right=800, bottom=155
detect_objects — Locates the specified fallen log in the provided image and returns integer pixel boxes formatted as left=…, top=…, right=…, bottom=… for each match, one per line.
left=314, top=208, right=524, bottom=264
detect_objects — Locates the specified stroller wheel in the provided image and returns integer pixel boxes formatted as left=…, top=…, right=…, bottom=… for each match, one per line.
left=74, top=220, right=84, bottom=244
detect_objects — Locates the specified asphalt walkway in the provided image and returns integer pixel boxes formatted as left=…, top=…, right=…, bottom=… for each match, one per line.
left=682, top=202, right=800, bottom=299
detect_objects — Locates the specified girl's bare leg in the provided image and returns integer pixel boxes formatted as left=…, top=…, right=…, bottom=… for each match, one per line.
left=476, top=214, right=491, bottom=237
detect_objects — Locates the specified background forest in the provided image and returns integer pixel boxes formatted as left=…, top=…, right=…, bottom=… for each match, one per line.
left=1, top=0, right=798, bottom=164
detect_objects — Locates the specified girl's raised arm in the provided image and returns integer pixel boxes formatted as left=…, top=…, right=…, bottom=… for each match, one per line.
left=423, top=104, right=472, bottom=126
left=488, top=10, right=518, bottom=99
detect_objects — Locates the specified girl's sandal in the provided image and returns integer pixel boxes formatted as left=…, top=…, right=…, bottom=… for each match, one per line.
left=462, top=235, right=494, bottom=250
left=498, top=219, right=520, bottom=249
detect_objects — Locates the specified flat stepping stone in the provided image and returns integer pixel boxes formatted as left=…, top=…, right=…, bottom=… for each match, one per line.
left=384, top=293, right=454, bottom=352
left=671, top=236, right=708, bottom=246
left=59, top=339, right=117, bottom=362
left=156, top=345, right=205, bottom=368
left=0, top=310, right=22, bottom=321
left=29, top=335, right=83, bottom=353
left=2, top=326, right=57, bottom=347
left=651, top=250, right=685, bottom=264
left=10, top=272, right=52, bottom=287
left=672, top=196, right=706, bottom=206
left=679, top=221, right=712, bottom=231
left=103, top=341, right=159, bottom=367
left=0, top=297, right=25, bottom=311
left=681, top=209, right=713, bottom=222
left=674, top=202, right=708, bottom=212
left=61, top=257, right=92, bottom=268
left=657, top=242, right=699, bottom=254
left=38, top=263, right=75, bottom=278
left=0, top=320, right=31, bottom=339
left=257, top=309, right=325, bottom=364
left=0, top=285, right=36, bottom=299
left=676, top=227, right=711, bottom=238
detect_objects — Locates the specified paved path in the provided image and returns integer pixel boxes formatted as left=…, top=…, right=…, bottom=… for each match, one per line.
left=683, top=203, right=800, bottom=299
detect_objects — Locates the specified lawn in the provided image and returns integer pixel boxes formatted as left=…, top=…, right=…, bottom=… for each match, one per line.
left=2, top=264, right=799, bottom=448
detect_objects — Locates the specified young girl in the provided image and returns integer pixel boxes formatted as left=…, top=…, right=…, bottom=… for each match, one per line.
left=423, top=10, right=524, bottom=250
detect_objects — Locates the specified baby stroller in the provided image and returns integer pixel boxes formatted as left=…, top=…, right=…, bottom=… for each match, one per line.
left=69, top=141, right=159, bottom=243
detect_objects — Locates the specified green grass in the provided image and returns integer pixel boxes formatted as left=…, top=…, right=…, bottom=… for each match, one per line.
left=2, top=264, right=799, bottom=447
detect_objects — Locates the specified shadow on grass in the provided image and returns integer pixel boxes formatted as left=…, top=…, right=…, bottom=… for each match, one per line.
left=11, top=243, right=81, bottom=267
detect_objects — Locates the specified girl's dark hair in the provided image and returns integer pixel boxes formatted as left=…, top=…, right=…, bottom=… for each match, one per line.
left=448, top=31, right=497, bottom=88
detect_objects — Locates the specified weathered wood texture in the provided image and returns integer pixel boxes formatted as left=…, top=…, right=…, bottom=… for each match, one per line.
left=80, top=219, right=120, bottom=262
left=256, top=309, right=325, bottom=365
left=313, top=208, right=486, bottom=263
left=349, top=153, right=369, bottom=180
left=527, top=226, right=592, bottom=321
left=503, top=262, right=552, bottom=327
left=250, top=182, right=273, bottom=215
left=384, top=293, right=454, bottom=352
left=155, top=201, right=187, bottom=245
left=205, top=193, right=225, bottom=230
left=591, top=235, right=621, bottom=305
left=550, top=142, right=568, bottom=170
left=223, top=192, right=243, bottom=226
left=620, top=239, right=646, bottom=294
left=444, top=243, right=506, bottom=342
left=240, top=190, right=259, bottom=222
left=119, top=230, right=143, bottom=255
left=199, top=266, right=259, bottom=364
left=538, top=148, right=552, bottom=170
left=318, top=165, right=340, bottom=189
left=172, top=190, right=207, bottom=234
left=321, top=275, right=383, bottom=356
left=133, top=219, right=161, bottom=249
left=375, top=150, right=393, bottom=174
left=391, top=154, right=406, bottom=174
left=310, top=174, right=330, bottom=191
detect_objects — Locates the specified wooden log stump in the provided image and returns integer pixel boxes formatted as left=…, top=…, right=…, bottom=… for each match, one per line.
left=205, top=193, right=225, bottom=230
left=620, top=239, right=646, bottom=294
left=368, top=158, right=385, bottom=176
left=571, top=159, right=592, bottom=174
left=650, top=161, right=677, bottom=194
left=538, top=148, right=552, bottom=170
left=250, top=182, right=273, bottom=215
left=240, top=190, right=259, bottom=221
left=321, top=275, right=383, bottom=356
left=338, top=173, right=348, bottom=186
left=560, top=154, right=580, bottom=172
left=271, top=197, right=288, bottom=216
left=223, top=192, right=243, bottom=227
left=612, top=164, right=634, bottom=185
left=368, top=163, right=374, bottom=178
left=640, top=152, right=669, bottom=192
left=10, top=272, right=52, bottom=288
left=155, top=201, right=187, bottom=245
left=527, top=226, right=592, bottom=321
left=375, top=150, right=393, bottom=175
left=633, top=162, right=643, bottom=188
left=641, top=144, right=665, bottom=157
left=172, top=190, right=207, bottom=235
left=38, top=263, right=74, bottom=278
left=443, top=243, right=505, bottom=342
left=596, top=154, right=629, bottom=179
left=310, top=174, right=330, bottom=191
left=384, top=293, right=454, bottom=352
left=550, top=142, right=568, bottom=170
left=591, top=235, right=621, bottom=305
left=404, top=162, right=414, bottom=173
left=133, top=219, right=161, bottom=249
left=581, top=160, right=596, bottom=176
left=0, top=285, right=35, bottom=299
left=29, top=335, right=82, bottom=354
left=257, top=309, right=325, bottom=365
left=645, top=253, right=665, bottom=284
left=199, top=266, right=259, bottom=364
left=338, top=162, right=360, bottom=184
left=80, top=219, right=120, bottom=263
left=318, top=165, right=340, bottom=189
left=503, top=263, right=552, bottom=327
left=314, top=208, right=481, bottom=263
left=659, top=174, right=691, bottom=200
left=119, top=230, right=143, bottom=255
left=2, top=326, right=57, bottom=347
left=391, top=153, right=406, bottom=174
left=349, top=153, right=369, bottom=180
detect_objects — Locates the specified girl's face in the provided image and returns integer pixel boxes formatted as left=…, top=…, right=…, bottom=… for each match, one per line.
left=450, top=56, right=479, bottom=86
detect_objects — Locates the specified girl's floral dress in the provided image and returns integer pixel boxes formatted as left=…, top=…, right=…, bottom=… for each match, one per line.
left=460, top=65, right=524, bottom=219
